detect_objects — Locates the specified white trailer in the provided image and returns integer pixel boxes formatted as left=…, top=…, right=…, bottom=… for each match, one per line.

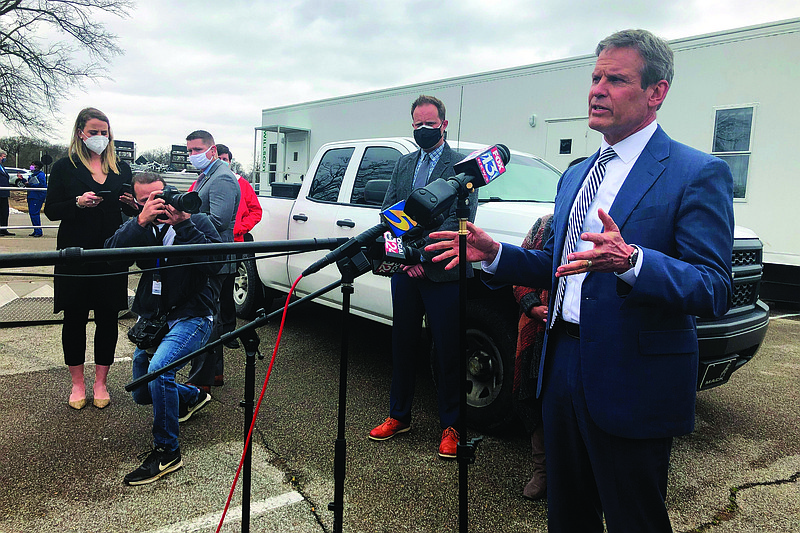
left=256, top=18, right=800, bottom=302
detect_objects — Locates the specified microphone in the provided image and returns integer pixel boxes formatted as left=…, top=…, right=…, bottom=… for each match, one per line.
left=301, top=201, right=430, bottom=277
left=380, top=200, right=418, bottom=237
left=301, top=222, right=387, bottom=277
left=403, top=144, right=510, bottom=226
left=453, top=144, right=510, bottom=187
left=370, top=231, right=423, bottom=277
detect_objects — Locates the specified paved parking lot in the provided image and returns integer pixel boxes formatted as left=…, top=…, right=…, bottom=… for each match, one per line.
left=0, top=209, right=798, bottom=532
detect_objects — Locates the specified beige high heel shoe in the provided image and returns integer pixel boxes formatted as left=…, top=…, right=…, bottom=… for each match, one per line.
left=93, top=364, right=111, bottom=409
left=69, top=397, right=87, bottom=410
left=68, top=364, right=86, bottom=410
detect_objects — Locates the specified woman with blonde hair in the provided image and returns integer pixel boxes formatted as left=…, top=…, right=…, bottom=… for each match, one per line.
left=44, top=107, right=138, bottom=410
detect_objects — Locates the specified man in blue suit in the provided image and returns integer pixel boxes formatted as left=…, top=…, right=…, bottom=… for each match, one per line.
left=428, top=30, right=734, bottom=532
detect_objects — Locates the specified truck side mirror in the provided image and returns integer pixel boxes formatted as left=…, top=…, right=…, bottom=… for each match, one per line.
left=364, top=179, right=390, bottom=206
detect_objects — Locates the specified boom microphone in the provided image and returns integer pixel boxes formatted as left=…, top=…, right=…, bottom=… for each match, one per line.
left=302, top=223, right=387, bottom=277
left=403, top=144, right=510, bottom=226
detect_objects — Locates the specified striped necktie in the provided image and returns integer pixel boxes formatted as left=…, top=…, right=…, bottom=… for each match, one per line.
left=413, top=153, right=431, bottom=189
left=550, top=147, right=617, bottom=326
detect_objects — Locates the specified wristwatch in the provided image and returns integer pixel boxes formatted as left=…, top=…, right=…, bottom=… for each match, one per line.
left=76, top=196, right=85, bottom=208
left=627, top=245, right=640, bottom=269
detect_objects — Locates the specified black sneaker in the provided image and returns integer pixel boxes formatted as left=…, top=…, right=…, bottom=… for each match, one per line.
left=123, top=447, right=183, bottom=486
left=178, top=391, right=211, bottom=423
left=223, top=338, right=240, bottom=349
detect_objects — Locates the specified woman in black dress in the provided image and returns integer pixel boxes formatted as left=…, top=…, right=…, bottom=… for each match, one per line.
left=44, top=108, right=138, bottom=410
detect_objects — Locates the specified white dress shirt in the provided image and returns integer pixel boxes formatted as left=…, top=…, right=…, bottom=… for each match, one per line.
left=484, top=120, right=657, bottom=324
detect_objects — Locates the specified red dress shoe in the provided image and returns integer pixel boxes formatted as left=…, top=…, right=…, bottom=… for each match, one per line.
left=438, top=427, right=459, bottom=459
left=368, top=417, right=410, bottom=441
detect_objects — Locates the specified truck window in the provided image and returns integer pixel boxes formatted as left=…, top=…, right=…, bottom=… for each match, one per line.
left=308, top=147, right=354, bottom=202
left=349, top=146, right=402, bottom=206
left=453, top=150, right=560, bottom=203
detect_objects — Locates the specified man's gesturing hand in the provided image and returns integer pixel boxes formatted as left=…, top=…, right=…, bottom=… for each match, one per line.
left=425, top=222, right=501, bottom=271
left=556, top=208, right=635, bottom=277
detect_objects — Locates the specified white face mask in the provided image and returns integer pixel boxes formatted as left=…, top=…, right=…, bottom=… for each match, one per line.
left=189, top=147, right=213, bottom=170
left=83, top=135, right=110, bottom=155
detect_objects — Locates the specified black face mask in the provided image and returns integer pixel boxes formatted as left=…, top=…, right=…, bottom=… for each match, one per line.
left=413, top=125, right=443, bottom=150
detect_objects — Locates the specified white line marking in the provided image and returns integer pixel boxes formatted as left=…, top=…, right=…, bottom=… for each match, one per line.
left=770, top=312, right=800, bottom=320
left=145, top=491, right=305, bottom=533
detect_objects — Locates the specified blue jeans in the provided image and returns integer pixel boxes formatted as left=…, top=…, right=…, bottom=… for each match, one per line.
left=27, top=199, right=43, bottom=235
left=131, top=316, right=212, bottom=451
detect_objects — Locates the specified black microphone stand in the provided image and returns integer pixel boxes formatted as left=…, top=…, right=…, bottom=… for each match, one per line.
left=456, top=188, right=482, bottom=533
left=326, top=247, right=373, bottom=533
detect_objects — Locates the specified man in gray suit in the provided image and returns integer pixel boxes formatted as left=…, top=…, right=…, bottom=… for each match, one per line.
left=184, top=130, right=240, bottom=393
left=368, top=95, right=477, bottom=459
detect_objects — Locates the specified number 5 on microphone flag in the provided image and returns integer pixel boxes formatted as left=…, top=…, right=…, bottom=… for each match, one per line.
left=381, top=200, right=418, bottom=237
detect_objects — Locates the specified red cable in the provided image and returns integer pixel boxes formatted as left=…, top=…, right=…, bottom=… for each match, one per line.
left=216, top=274, right=303, bottom=532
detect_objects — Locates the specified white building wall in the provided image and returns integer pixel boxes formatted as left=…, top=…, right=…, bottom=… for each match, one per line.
left=261, top=19, right=800, bottom=267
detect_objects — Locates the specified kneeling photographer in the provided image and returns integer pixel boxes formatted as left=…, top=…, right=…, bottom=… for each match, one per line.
left=105, top=172, right=222, bottom=486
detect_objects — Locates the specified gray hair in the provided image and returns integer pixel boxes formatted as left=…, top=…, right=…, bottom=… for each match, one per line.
left=596, top=29, right=674, bottom=89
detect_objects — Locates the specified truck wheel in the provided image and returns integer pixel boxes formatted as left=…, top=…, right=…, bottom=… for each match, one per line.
left=234, top=256, right=265, bottom=319
left=430, top=300, right=517, bottom=434
left=463, top=301, right=517, bottom=433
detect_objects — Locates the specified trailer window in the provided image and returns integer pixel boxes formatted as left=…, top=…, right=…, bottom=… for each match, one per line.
left=308, top=147, right=354, bottom=202
left=350, top=147, right=402, bottom=206
left=712, top=106, right=754, bottom=200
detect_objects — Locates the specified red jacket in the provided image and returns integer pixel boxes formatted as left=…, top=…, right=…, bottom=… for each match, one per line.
left=189, top=175, right=262, bottom=242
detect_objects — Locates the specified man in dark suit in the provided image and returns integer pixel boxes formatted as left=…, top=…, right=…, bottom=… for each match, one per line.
left=0, top=149, right=15, bottom=236
left=184, top=130, right=240, bottom=394
left=427, top=30, right=734, bottom=531
left=368, top=95, right=477, bottom=459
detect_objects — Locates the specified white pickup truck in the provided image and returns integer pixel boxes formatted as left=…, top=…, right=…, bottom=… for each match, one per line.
left=235, top=138, right=769, bottom=432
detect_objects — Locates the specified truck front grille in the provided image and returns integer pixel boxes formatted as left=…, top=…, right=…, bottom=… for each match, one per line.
left=730, top=238, right=762, bottom=311
left=732, top=282, right=756, bottom=308
left=732, top=249, right=759, bottom=268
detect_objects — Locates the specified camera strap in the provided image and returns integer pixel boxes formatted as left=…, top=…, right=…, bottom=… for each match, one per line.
left=151, top=223, right=172, bottom=300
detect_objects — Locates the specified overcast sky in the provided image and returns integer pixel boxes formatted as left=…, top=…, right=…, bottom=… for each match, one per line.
left=5, top=0, right=800, bottom=170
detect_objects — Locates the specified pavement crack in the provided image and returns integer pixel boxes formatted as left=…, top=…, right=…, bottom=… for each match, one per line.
left=254, top=428, right=330, bottom=533
left=684, top=471, right=800, bottom=532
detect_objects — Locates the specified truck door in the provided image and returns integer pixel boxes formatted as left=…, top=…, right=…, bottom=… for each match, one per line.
left=287, top=143, right=404, bottom=322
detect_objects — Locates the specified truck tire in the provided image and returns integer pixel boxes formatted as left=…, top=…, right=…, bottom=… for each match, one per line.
left=430, top=300, right=518, bottom=434
left=234, top=256, right=265, bottom=319
left=463, top=300, right=517, bottom=433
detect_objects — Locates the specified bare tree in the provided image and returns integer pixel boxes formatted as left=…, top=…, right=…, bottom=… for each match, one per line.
left=0, top=0, right=133, bottom=135
left=138, top=147, right=170, bottom=165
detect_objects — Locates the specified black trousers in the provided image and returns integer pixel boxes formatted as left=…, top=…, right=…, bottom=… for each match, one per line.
left=0, top=197, right=9, bottom=230
left=187, top=273, right=227, bottom=386
left=542, top=328, right=674, bottom=533
left=62, top=308, right=119, bottom=366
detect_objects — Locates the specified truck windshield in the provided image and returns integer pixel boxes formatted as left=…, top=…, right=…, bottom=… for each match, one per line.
left=454, top=150, right=560, bottom=203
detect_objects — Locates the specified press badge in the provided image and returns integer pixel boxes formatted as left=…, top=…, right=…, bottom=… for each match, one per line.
left=152, top=273, right=162, bottom=295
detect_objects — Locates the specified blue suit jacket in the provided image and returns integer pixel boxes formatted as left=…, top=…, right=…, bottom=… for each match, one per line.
left=491, top=126, right=734, bottom=439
